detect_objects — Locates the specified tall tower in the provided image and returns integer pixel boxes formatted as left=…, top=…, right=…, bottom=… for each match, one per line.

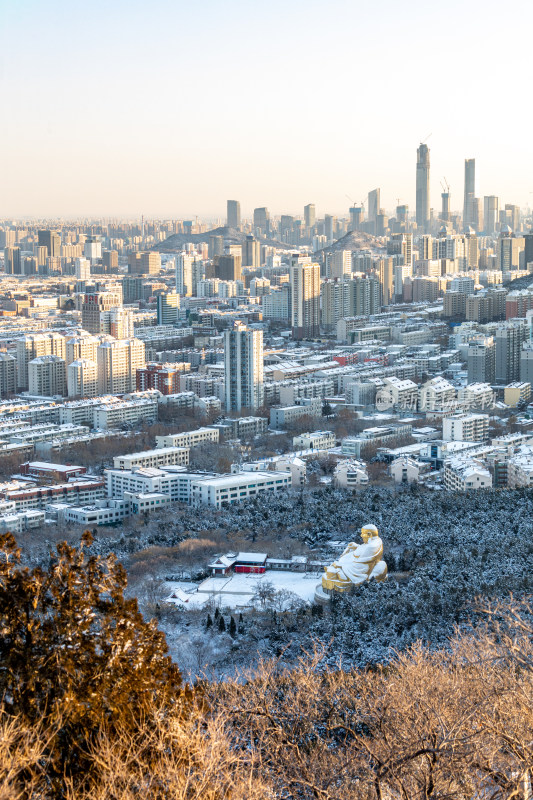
left=441, top=191, right=451, bottom=222
left=483, top=196, right=499, bottom=234
left=304, top=204, right=316, bottom=230
left=290, top=255, right=321, bottom=340
left=368, top=189, right=380, bottom=223
left=463, top=159, right=475, bottom=227
left=227, top=200, right=241, bottom=229
left=224, top=322, right=264, bottom=412
left=416, top=143, right=430, bottom=230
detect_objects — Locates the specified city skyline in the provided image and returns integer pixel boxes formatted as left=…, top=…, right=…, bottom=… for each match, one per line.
left=1, top=0, right=533, bottom=217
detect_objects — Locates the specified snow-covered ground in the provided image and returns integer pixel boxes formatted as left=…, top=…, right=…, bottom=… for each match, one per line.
left=166, top=570, right=324, bottom=610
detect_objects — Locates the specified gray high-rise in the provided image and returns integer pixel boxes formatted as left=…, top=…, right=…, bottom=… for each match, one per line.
left=416, top=144, right=430, bottom=230
left=484, top=196, right=499, bottom=234
left=367, top=189, right=380, bottom=223
left=463, top=159, right=475, bottom=227
left=227, top=200, right=241, bottom=229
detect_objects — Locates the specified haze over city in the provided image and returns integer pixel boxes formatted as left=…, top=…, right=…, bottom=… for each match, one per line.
left=2, top=3, right=533, bottom=798
left=2, top=0, right=533, bottom=217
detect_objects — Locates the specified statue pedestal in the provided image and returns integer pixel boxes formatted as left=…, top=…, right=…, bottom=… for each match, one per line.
left=314, top=584, right=332, bottom=604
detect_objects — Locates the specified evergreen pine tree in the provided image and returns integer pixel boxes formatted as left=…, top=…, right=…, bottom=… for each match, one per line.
left=206, top=613, right=213, bottom=629
left=218, top=615, right=226, bottom=633
left=229, top=616, right=237, bottom=637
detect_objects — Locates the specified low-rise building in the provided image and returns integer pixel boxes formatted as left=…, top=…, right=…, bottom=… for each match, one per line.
left=507, top=446, right=533, bottom=488
left=2, top=479, right=105, bottom=511
left=443, top=458, right=493, bottom=491
left=113, top=446, right=189, bottom=471
left=418, top=377, right=456, bottom=412
left=155, top=427, right=219, bottom=449
left=293, top=431, right=336, bottom=450
left=504, top=382, right=531, bottom=408
left=333, top=460, right=369, bottom=489
left=190, top=471, right=291, bottom=508
left=270, top=398, right=322, bottom=428
left=390, top=456, right=421, bottom=484
left=0, top=509, right=44, bottom=534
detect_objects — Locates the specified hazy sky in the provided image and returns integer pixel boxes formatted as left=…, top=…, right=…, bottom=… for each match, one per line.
left=1, top=0, right=532, bottom=219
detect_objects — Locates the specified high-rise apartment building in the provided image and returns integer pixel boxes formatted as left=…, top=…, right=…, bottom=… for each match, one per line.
left=66, top=332, right=99, bottom=365
left=175, top=252, right=193, bottom=295
left=463, top=159, right=475, bottom=227
left=416, top=144, right=430, bottom=230
left=16, top=332, right=66, bottom=390
left=467, top=338, right=495, bottom=384
left=75, top=257, right=91, bottom=281
left=498, top=234, right=524, bottom=274
left=157, top=291, right=180, bottom=325
left=227, top=200, right=241, bottom=229
left=326, top=250, right=352, bottom=279
left=28, top=355, right=67, bottom=397
left=0, top=353, right=17, bottom=397
left=387, top=233, right=413, bottom=268
left=97, top=338, right=146, bottom=395
left=483, top=196, right=499, bottom=234
left=495, top=321, right=529, bottom=384
left=128, top=251, right=161, bottom=275
left=102, top=250, right=119, bottom=271
left=378, top=257, right=395, bottom=306
left=67, top=359, right=98, bottom=398
left=224, top=322, right=264, bottom=412
left=81, top=291, right=122, bottom=334
left=290, top=256, right=320, bottom=339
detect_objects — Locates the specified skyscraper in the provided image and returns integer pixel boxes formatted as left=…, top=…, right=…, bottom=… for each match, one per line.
left=28, top=355, right=67, bottom=397
left=227, top=200, right=241, bottom=229
left=304, top=204, right=316, bottom=229
left=463, top=159, right=475, bottom=227
left=38, top=229, right=61, bottom=258
left=484, top=196, right=499, bottom=234
left=441, top=191, right=451, bottom=222
left=368, top=189, right=380, bottom=223
left=242, top=235, right=260, bottom=268
left=176, top=252, right=193, bottom=295
left=253, top=207, right=269, bottom=235
left=349, top=206, right=364, bottom=232
left=290, top=256, right=321, bottom=340
left=495, top=321, right=528, bottom=384
left=224, top=322, right=264, bottom=412
left=4, top=246, right=21, bottom=275
left=97, top=338, right=146, bottom=395
left=157, top=291, right=180, bottom=325
left=416, top=144, right=430, bottom=230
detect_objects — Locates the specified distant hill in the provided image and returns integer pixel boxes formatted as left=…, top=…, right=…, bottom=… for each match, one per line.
left=152, top=226, right=293, bottom=253
left=314, top=230, right=385, bottom=258
left=506, top=272, right=533, bottom=290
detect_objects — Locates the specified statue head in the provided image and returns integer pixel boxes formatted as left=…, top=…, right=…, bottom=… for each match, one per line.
left=361, top=524, right=379, bottom=542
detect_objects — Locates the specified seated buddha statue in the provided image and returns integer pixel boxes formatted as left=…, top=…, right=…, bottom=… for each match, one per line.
left=320, top=524, right=387, bottom=595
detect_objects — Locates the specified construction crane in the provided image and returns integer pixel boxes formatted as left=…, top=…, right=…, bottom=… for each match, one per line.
left=421, top=132, right=432, bottom=144
left=440, top=177, right=450, bottom=194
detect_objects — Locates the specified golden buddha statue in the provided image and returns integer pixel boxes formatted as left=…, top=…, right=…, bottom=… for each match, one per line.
left=315, top=524, right=387, bottom=601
